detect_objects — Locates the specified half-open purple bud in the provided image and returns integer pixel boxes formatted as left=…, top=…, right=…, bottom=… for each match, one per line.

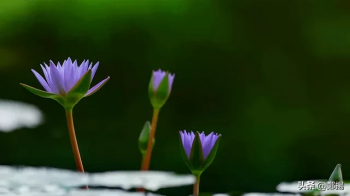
left=148, top=69, right=175, bottom=109
left=179, top=130, right=221, bottom=176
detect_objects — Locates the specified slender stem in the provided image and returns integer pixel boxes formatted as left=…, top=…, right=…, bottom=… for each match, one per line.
left=65, top=109, right=88, bottom=190
left=137, top=109, right=160, bottom=193
left=193, top=175, right=200, bottom=196
left=65, top=109, right=85, bottom=173
left=141, top=108, right=160, bottom=171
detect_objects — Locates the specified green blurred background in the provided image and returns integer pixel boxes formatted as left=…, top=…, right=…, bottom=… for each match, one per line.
left=0, top=0, right=350, bottom=194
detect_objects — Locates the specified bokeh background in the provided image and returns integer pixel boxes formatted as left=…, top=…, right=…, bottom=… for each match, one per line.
left=0, top=0, right=349, bottom=195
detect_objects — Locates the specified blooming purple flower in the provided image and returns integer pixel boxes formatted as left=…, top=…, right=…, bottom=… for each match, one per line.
left=151, top=69, right=175, bottom=94
left=31, top=57, right=109, bottom=97
left=180, top=130, right=220, bottom=159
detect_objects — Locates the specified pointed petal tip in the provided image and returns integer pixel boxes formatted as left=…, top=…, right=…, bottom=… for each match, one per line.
left=49, top=60, right=55, bottom=66
left=84, top=76, right=109, bottom=97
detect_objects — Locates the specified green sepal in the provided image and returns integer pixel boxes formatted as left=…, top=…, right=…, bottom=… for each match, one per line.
left=20, top=83, right=60, bottom=99
left=20, top=83, right=65, bottom=104
left=189, top=131, right=205, bottom=171
left=139, top=121, right=155, bottom=156
left=191, top=170, right=202, bottom=177
left=201, top=135, right=221, bottom=172
left=63, top=70, right=92, bottom=109
left=148, top=73, right=169, bottom=109
left=179, top=132, right=193, bottom=170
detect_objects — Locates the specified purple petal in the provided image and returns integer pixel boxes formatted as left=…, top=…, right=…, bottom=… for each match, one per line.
left=189, top=131, right=195, bottom=150
left=66, top=58, right=77, bottom=83
left=57, top=62, right=62, bottom=72
left=186, top=130, right=196, bottom=158
left=40, top=65, right=52, bottom=89
left=67, top=57, right=72, bottom=64
left=180, top=131, right=186, bottom=150
left=152, top=69, right=166, bottom=91
left=168, top=73, right=175, bottom=93
left=88, top=61, right=93, bottom=69
left=56, top=62, right=67, bottom=91
left=84, top=76, right=110, bottom=97
left=83, top=61, right=90, bottom=76
left=79, top=60, right=89, bottom=78
left=72, top=60, right=79, bottom=83
left=31, top=69, right=52, bottom=92
left=202, top=132, right=213, bottom=148
left=63, top=60, right=76, bottom=91
left=180, top=130, right=193, bottom=158
left=90, top=62, right=99, bottom=82
left=200, top=132, right=220, bottom=159
left=40, top=65, right=49, bottom=82
left=198, top=132, right=206, bottom=145
left=49, top=61, right=66, bottom=95
left=201, top=132, right=213, bottom=158
left=44, top=63, right=59, bottom=94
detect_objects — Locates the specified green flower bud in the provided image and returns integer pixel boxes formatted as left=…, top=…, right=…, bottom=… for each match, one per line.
left=138, top=121, right=154, bottom=157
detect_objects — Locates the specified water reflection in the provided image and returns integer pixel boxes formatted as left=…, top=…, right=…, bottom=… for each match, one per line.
left=89, top=171, right=195, bottom=191
left=0, top=99, right=43, bottom=132
left=0, top=188, right=162, bottom=196
left=0, top=166, right=194, bottom=195
left=0, top=166, right=87, bottom=188
left=68, top=190, right=162, bottom=196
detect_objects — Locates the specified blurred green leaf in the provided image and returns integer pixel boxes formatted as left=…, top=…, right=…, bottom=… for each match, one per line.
left=329, top=164, right=343, bottom=182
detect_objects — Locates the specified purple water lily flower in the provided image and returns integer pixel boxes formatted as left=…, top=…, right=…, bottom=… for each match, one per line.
left=179, top=130, right=221, bottom=196
left=148, top=69, right=175, bottom=109
left=180, top=130, right=221, bottom=159
left=31, top=57, right=109, bottom=97
left=21, top=57, right=110, bottom=176
left=151, top=69, right=175, bottom=94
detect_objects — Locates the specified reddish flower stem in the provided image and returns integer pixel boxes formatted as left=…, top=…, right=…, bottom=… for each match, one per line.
left=137, top=109, right=160, bottom=192
left=193, top=175, right=200, bottom=196
left=65, top=109, right=88, bottom=190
